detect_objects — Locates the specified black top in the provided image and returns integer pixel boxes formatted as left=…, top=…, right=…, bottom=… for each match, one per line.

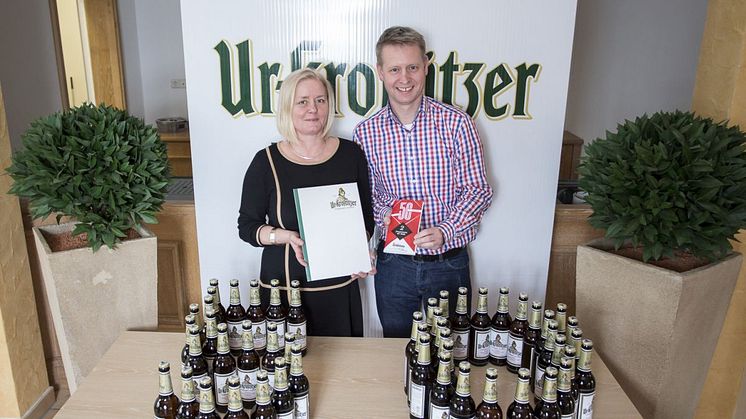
left=238, top=139, right=374, bottom=290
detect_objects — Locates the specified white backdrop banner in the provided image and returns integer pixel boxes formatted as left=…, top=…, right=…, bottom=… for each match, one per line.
left=181, top=0, right=578, bottom=336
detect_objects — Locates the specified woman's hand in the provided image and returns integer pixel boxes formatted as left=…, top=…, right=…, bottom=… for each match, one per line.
left=285, top=230, right=307, bottom=267
left=351, top=249, right=377, bottom=279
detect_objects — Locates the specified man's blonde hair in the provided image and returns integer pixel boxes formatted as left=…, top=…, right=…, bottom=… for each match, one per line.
left=276, top=68, right=335, bottom=144
left=375, top=26, right=427, bottom=65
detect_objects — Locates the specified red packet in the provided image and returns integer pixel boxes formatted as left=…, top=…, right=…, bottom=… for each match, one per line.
left=383, top=199, right=424, bottom=255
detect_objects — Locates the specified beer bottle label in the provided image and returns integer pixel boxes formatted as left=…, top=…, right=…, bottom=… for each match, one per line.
left=237, top=367, right=258, bottom=401
left=489, top=328, right=508, bottom=359
left=473, top=330, right=490, bottom=359
left=214, top=371, right=233, bottom=406
left=252, top=320, right=267, bottom=350
left=409, top=382, right=426, bottom=418
left=534, top=366, right=545, bottom=399
left=269, top=320, right=286, bottom=347
left=294, top=393, right=310, bottom=419
left=507, top=335, right=524, bottom=367
left=227, top=322, right=243, bottom=350
left=452, top=331, right=469, bottom=359
left=287, top=321, right=307, bottom=349
left=429, top=404, right=449, bottom=419
left=579, top=391, right=595, bottom=419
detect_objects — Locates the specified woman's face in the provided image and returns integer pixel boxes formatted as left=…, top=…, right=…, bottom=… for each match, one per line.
left=292, top=78, right=329, bottom=138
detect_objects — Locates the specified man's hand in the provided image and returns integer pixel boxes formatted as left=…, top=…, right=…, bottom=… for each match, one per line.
left=414, top=227, right=445, bottom=250
left=286, top=230, right=307, bottom=267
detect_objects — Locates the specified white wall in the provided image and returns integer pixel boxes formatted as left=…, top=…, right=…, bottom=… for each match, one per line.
left=118, top=0, right=187, bottom=124
left=564, top=0, right=709, bottom=144
left=0, top=0, right=63, bottom=150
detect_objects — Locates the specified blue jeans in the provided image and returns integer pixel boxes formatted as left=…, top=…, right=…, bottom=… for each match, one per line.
left=375, top=247, right=472, bottom=338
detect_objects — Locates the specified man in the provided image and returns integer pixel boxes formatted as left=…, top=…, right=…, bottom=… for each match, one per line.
left=353, top=26, right=493, bottom=338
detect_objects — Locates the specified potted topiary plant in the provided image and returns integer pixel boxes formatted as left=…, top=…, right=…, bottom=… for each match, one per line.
left=575, top=110, right=746, bottom=419
left=6, top=103, right=170, bottom=394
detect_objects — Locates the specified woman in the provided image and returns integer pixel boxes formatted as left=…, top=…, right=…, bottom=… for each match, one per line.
left=238, top=68, right=374, bottom=337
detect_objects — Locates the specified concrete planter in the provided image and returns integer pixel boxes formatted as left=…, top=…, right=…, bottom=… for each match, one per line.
left=33, top=222, right=158, bottom=394
left=576, top=239, right=742, bottom=419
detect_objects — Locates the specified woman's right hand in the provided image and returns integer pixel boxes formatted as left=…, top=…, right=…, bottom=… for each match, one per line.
left=285, top=230, right=307, bottom=267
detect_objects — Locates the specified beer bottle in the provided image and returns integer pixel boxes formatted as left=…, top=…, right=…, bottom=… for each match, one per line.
left=575, top=339, right=596, bottom=419
left=426, top=297, right=439, bottom=331
left=189, top=303, right=205, bottom=345
left=437, top=326, right=451, bottom=366
left=431, top=308, right=446, bottom=359
left=489, top=287, right=512, bottom=366
left=207, top=284, right=226, bottom=325
left=470, top=287, right=491, bottom=366
left=570, top=328, right=583, bottom=362
left=429, top=352, right=454, bottom=419
left=154, top=361, right=179, bottom=419
left=410, top=334, right=435, bottom=419
left=247, top=279, right=267, bottom=356
left=266, top=279, right=287, bottom=349
left=451, top=287, right=471, bottom=362
left=566, top=316, right=578, bottom=338
left=253, top=370, right=276, bottom=419
left=562, top=346, right=578, bottom=407
left=476, top=367, right=503, bottom=418
left=176, top=365, right=199, bottom=419
left=202, top=308, right=218, bottom=376
left=506, top=368, right=533, bottom=419
left=405, top=311, right=424, bottom=397
left=557, top=357, right=575, bottom=419
left=550, top=334, right=567, bottom=371
left=555, top=303, right=567, bottom=336
left=263, top=322, right=280, bottom=389
left=182, top=314, right=197, bottom=364
left=409, top=322, right=431, bottom=405
left=287, top=279, right=307, bottom=355
left=196, top=377, right=220, bottom=419
left=521, top=301, right=542, bottom=389
left=449, top=361, right=476, bottom=419
left=185, top=325, right=208, bottom=383
left=289, top=344, right=310, bottom=419
left=272, top=357, right=294, bottom=418
left=535, top=319, right=558, bottom=399
left=283, top=332, right=295, bottom=365
left=202, top=294, right=214, bottom=337
left=224, top=375, right=250, bottom=419
left=439, top=290, right=451, bottom=329
left=213, top=323, right=237, bottom=413
left=531, top=310, right=555, bottom=395
left=237, top=320, right=260, bottom=412
left=440, top=338, right=456, bottom=387
left=534, top=366, right=560, bottom=418
left=226, top=279, right=247, bottom=356
left=507, top=293, right=529, bottom=373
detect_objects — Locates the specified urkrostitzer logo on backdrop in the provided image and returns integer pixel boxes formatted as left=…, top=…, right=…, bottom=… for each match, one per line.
left=214, top=39, right=543, bottom=121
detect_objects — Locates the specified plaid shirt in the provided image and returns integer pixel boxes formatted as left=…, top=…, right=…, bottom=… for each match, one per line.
left=353, top=96, right=493, bottom=255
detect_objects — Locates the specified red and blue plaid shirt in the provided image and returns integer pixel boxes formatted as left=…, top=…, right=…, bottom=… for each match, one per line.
left=353, top=96, right=493, bottom=255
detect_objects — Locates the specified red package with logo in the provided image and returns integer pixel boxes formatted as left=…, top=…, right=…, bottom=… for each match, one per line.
left=383, top=199, right=424, bottom=255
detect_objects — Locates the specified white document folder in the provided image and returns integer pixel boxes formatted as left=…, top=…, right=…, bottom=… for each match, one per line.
left=293, top=182, right=371, bottom=281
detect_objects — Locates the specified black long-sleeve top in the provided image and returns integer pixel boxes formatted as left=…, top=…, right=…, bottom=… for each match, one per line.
left=238, top=139, right=374, bottom=290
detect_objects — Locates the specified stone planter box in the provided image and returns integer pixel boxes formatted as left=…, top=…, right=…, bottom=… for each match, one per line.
left=576, top=239, right=742, bottom=419
left=33, top=223, right=158, bottom=394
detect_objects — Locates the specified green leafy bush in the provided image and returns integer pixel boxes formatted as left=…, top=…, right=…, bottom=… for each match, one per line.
left=579, top=111, right=746, bottom=262
left=7, top=103, right=170, bottom=251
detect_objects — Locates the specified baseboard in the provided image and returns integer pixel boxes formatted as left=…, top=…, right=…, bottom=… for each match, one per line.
left=22, top=386, right=54, bottom=419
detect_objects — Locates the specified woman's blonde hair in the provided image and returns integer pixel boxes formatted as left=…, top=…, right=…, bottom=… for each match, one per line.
left=276, top=68, right=335, bottom=144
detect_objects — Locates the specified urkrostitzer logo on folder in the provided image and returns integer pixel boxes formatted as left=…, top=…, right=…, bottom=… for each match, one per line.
left=293, top=182, right=371, bottom=281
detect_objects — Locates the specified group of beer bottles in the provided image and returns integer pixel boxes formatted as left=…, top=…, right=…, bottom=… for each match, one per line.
left=155, top=278, right=310, bottom=419
left=405, top=287, right=596, bottom=419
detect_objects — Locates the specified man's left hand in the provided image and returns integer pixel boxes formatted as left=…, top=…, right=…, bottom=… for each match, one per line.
left=414, top=227, right=444, bottom=250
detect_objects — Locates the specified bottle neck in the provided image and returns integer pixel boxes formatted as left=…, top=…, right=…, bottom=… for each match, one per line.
left=274, top=366, right=289, bottom=390
left=455, top=371, right=471, bottom=397
left=270, top=288, right=281, bottom=306
left=551, top=342, right=566, bottom=365
left=249, top=286, right=261, bottom=306
left=528, top=308, right=542, bottom=329
left=439, top=299, right=449, bottom=317
left=188, top=333, right=202, bottom=356
left=543, top=329, right=557, bottom=351
left=515, top=300, right=528, bottom=320
left=290, top=353, right=304, bottom=376
left=496, top=293, right=509, bottom=313
left=217, top=332, right=230, bottom=354
left=410, top=319, right=422, bottom=341
left=267, top=330, right=279, bottom=352
left=436, top=359, right=450, bottom=385
left=455, top=294, right=468, bottom=314
left=513, top=377, right=530, bottom=404
left=229, top=286, right=241, bottom=306
left=256, top=381, right=271, bottom=405
left=541, top=374, right=558, bottom=403
left=205, top=318, right=218, bottom=339
left=290, top=288, right=302, bottom=307
left=558, top=367, right=572, bottom=392
left=241, top=328, right=255, bottom=350
left=556, top=312, right=567, bottom=333
left=198, top=386, right=216, bottom=413
left=482, top=377, right=498, bottom=403
left=477, top=294, right=488, bottom=314
left=417, top=342, right=431, bottom=365
left=577, top=347, right=593, bottom=372
left=158, top=371, right=174, bottom=396
left=227, top=385, right=243, bottom=411
left=181, top=377, right=196, bottom=402
left=540, top=317, right=552, bottom=338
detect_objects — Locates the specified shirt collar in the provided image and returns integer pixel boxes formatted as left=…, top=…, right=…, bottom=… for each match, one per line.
left=385, top=95, right=431, bottom=126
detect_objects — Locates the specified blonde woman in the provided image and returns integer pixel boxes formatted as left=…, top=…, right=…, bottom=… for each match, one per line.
left=238, top=68, right=373, bottom=336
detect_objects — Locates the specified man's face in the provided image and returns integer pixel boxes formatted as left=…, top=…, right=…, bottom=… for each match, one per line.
left=376, top=43, right=428, bottom=112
